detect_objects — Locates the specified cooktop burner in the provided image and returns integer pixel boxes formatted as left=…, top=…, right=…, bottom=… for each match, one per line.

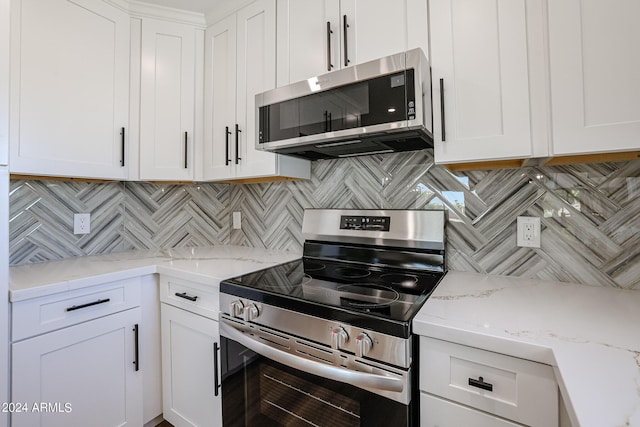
left=220, top=257, right=444, bottom=337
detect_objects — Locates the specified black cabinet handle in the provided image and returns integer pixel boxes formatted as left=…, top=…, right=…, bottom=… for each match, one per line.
left=468, top=376, right=493, bottom=392
left=326, top=21, right=333, bottom=71
left=175, top=292, right=198, bottom=302
left=343, top=15, right=350, bottom=67
left=439, top=78, right=446, bottom=142
left=133, top=324, right=140, bottom=372
left=66, top=298, right=110, bottom=312
left=214, top=342, right=220, bottom=397
left=184, top=131, right=188, bottom=169
left=120, top=127, right=126, bottom=166
left=235, top=124, right=242, bottom=164
left=225, top=126, right=231, bottom=166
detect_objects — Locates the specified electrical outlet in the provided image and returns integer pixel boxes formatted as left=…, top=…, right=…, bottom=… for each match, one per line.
left=232, top=211, right=241, bottom=230
left=74, top=213, right=91, bottom=235
left=517, top=216, right=540, bottom=248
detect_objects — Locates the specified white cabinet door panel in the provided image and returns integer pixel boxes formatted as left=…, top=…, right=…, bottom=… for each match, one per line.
left=277, top=0, right=339, bottom=85
left=235, top=0, right=279, bottom=179
left=431, top=0, right=533, bottom=163
left=203, top=14, right=237, bottom=181
left=161, top=303, right=221, bottom=427
left=421, top=393, right=521, bottom=427
left=548, top=0, right=640, bottom=155
left=140, top=19, right=195, bottom=181
left=10, top=0, right=129, bottom=179
left=11, top=308, right=142, bottom=427
left=343, top=0, right=408, bottom=66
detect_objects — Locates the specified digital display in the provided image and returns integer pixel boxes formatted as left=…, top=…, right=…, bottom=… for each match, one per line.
left=340, top=215, right=391, bottom=231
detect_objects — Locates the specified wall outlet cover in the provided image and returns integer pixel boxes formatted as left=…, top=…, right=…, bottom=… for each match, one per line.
left=73, top=213, right=91, bottom=235
left=517, top=216, right=540, bottom=248
left=232, top=211, right=241, bottom=230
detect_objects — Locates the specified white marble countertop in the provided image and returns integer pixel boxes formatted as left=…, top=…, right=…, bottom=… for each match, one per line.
left=413, top=271, right=640, bottom=427
left=11, top=251, right=640, bottom=426
left=9, top=246, right=301, bottom=301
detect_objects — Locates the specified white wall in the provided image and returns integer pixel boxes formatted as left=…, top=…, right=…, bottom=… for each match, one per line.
left=1, top=0, right=10, bottom=424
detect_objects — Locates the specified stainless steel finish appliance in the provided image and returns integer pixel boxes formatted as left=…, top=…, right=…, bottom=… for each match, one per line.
left=219, top=209, right=446, bottom=427
left=255, top=49, right=432, bottom=160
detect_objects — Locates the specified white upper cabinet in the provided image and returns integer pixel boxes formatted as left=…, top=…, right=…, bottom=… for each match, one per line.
left=10, top=0, right=130, bottom=179
left=277, top=0, right=428, bottom=86
left=203, top=0, right=310, bottom=182
left=430, top=0, right=536, bottom=165
left=547, top=0, right=640, bottom=156
left=139, top=18, right=197, bottom=181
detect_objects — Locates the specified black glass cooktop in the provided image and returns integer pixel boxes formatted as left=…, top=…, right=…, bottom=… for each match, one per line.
left=220, top=257, right=445, bottom=338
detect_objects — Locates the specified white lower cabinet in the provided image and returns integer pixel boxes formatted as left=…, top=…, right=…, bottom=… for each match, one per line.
left=160, top=275, right=222, bottom=427
left=9, top=276, right=162, bottom=427
left=11, top=307, right=142, bottom=427
left=421, top=393, right=521, bottom=427
left=419, top=337, right=558, bottom=427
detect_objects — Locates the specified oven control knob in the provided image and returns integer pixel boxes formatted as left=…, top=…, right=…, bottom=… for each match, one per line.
left=230, top=300, right=244, bottom=318
left=331, top=327, right=349, bottom=350
left=355, top=333, right=373, bottom=358
left=243, top=304, right=260, bottom=322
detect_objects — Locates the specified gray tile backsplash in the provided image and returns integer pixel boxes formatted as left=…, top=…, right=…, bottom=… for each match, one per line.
left=8, top=152, right=640, bottom=290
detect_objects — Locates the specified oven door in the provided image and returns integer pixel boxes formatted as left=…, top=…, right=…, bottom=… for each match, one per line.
left=220, top=318, right=413, bottom=427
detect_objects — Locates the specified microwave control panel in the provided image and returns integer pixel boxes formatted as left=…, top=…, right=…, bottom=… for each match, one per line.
left=340, top=215, right=391, bottom=232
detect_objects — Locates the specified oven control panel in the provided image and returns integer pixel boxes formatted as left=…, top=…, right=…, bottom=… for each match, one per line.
left=340, top=215, right=390, bottom=231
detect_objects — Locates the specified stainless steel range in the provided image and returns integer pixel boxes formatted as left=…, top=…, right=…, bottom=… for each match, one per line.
left=219, top=209, right=447, bottom=427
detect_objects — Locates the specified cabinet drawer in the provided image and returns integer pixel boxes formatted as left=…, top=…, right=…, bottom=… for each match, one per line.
left=419, top=337, right=558, bottom=427
left=12, top=277, right=142, bottom=341
left=420, top=392, right=521, bottom=427
left=159, top=276, right=219, bottom=320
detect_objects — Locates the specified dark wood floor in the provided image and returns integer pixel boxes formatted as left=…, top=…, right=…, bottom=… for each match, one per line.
left=155, top=421, right=173, bottom=427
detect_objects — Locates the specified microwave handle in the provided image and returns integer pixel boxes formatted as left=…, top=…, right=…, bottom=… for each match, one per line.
left=220, top=319, right=404, bottom=393
left=439, top=78, right=446, bottom=142
left=326, top=21, right=333, bottom=71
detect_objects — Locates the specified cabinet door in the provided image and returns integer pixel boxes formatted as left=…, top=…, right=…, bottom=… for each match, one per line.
left=140, top=19, right=196, bottom=181
left=11, top=308, right=142, bottom=427
left=420, top=393, right=521, bottom=427
left=431, top=0, right=533, bottom=164
left=548, top=0, right=640, bottom=155
left=277, top=0, right=340, bottom=85
left=203, top=14, right=237, bottom=181
left=341, top=0, right=409, bottom=66
left=9, top=0, right=129, bottom=179
left=235, top=0, right=279, bottom=179
left=161, top=303, right=222, bottom=427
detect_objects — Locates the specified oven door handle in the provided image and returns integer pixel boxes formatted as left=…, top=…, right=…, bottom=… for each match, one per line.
left=220, top=320, right=404, bottom=393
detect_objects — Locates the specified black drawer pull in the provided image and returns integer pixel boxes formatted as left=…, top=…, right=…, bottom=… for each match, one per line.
left=120, top=127, right=126, bottom=166
left=326, top=21, right=333, bottom=71
left=439, top=78, right=446, bottom=142
left=175, top=292, right=198, bottom=302
left=214, top=342, right=220, bottom=397
left=66, top=298, right=111, bottom=312
left=468, top=376, right=493, bottom=392
left=133, top=324, right=140, bottom=372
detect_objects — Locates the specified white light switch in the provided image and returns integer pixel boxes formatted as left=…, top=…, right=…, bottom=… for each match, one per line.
left=232, top=212, right=241, bottom=230
left=517, top=216, right=540, bottom=248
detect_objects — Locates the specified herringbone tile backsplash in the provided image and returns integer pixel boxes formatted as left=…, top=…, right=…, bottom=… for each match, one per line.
left=9, top=152, right=640, bottom=290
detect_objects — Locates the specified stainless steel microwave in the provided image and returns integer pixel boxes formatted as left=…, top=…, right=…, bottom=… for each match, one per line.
left=255, top=48, right=432, bottom=160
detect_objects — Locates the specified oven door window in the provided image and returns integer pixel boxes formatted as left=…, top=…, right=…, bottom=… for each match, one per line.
left=221, top=337, right=410, bottom=427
